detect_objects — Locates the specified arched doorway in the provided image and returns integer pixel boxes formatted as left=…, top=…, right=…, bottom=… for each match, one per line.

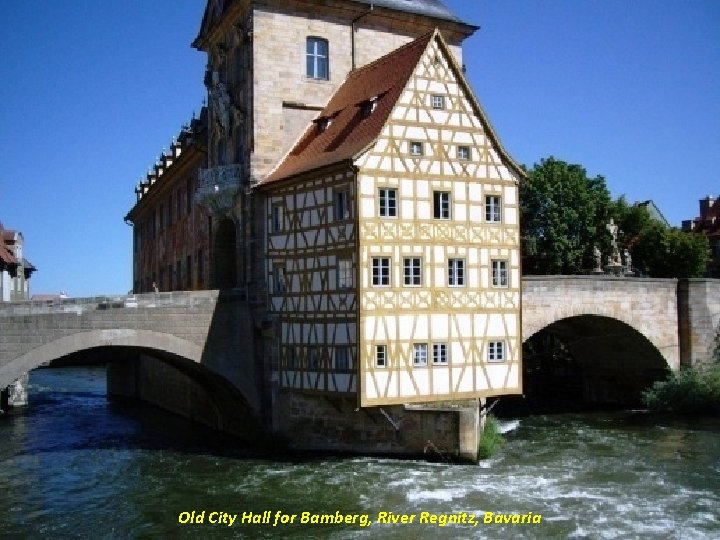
left=213, top=218, right=237, bottom=289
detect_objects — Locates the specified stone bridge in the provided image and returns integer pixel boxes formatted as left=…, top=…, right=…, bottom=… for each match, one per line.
left=1, top=277, right=718, bottom=414
left=0, top=290, right=267, bottom=442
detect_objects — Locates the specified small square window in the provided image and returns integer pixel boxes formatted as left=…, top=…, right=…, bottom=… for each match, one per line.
left=409, top=141, right=423, bottom=156
left=487, top=341, right=505, bottom=362
left=376, top=345, right=387, bottom=367
left=458, top=146, right=470, bottom=160
left=413, top=344, right=428, bottom=366
left=432, top=95, right=445, bottom=109
left=433, top=343, right=448, bottom=364
left=372, top=258, right=390, bottom=286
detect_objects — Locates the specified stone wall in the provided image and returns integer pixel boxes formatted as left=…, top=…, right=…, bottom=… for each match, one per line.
left=679, top=279, right=720, bottom=367
left=274, top=391, right=479, bottom=462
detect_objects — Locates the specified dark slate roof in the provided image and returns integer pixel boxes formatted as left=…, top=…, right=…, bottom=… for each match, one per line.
left=350, top=0, right=463, bottom=23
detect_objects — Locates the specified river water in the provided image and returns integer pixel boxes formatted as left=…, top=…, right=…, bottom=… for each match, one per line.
left=0, top=366, right=718, bottom=539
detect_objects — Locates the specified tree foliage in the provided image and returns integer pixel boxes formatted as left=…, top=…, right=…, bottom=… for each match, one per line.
left=521, top=157, right=611, bottom=274
left=521, top=157, right=710, bottom=278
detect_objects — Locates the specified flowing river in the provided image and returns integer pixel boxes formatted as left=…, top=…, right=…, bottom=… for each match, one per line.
left=0, top=366, right=718, bottom=539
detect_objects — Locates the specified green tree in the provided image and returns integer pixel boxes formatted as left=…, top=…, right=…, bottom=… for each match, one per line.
left=632, top=223, right=709, bottom=278
left=521, top=157, right=612, bottom=274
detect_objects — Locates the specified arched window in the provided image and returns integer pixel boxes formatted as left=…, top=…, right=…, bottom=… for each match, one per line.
left=306, top=37, right=329, bottom=80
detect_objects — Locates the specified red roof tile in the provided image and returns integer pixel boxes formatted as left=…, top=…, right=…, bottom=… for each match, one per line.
left=259, top=31, right=435, bottom=186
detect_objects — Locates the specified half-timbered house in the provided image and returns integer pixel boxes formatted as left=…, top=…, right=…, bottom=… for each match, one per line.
left=257, top=29, right=523, bottom=407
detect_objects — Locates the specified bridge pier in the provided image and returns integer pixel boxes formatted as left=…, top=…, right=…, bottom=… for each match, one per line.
left=1, top=373, right=29, bottom=410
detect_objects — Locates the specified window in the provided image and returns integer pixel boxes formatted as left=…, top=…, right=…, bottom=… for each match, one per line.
left=273, top=265, right=287, bottom=294
left=403, top=257, right=422, bottom=286
left=337, top=259, right=354, bottom=289
left=308, top=348, right=319, bottom=369
left=334, top=188, right=351, bottom=221
left=448, top=259, right=465, bottom=286
left=378, top=188, right=397, bottom=217
left=287, top=347, right=296, bottom=369
left=413, top=344, right=428, bottom=366
left=272, top=204, right=283, bottom=232
left=375, top=345, right=387, bottom=367
left=433, top=343, right=448, bottom=365
left=457, top=146, right=470, bottom=160
left=486, top=195, right=502, bottom=223
left=306, top=37, right=329, bottom=80
left=434, top=191, right=451, bottom=220
left=432, top=95, right=445, bottom=109
left=487, top=341, right=505, bottom=362
left=335, top=346, right=349, bottom=370
left=372, top=257, right=390, bottom=286
left=361, top=98, right=377, bottom=118
left=492, top=260, right=509, bottom=287
left=409, top=141, right=423, bottom=156
left=317, top=118, right=331, bottom=133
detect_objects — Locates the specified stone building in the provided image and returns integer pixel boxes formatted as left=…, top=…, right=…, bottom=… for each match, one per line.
left=126, top=0, right=524, bottom=457
left=683, top=195, right=720, bottom=277
left=125, top=110, right=211, bottom=293
left=0, top=223, right=35, bottom=302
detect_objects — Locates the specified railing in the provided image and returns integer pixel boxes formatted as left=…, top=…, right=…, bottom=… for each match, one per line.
left=195, top=163, right=243, bottom=215
left=0, top=289, right=248, bottom=317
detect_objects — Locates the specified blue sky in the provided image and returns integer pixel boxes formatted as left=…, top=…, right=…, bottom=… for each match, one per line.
left=1, top=1, right=718, bottom=297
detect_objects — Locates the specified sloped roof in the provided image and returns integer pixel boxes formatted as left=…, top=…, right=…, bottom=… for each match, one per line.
left=259, top=29, right=525, bottom=186
left=0, top=244, right=17, bottom=266
left=260, top=32, right=434, bottom=185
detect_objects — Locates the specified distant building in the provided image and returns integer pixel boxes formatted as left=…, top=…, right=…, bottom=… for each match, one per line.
left=682, top=195, right=720, bottom=277
left=0, top=222, right=36, bottom=302
left=636, top=200, right=670, bottom=228
left=124, top=111, right=210, bottom=293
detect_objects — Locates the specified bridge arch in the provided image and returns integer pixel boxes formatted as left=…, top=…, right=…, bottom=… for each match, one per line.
left=522, top=314, right=671, bottom=406
left=2, top=329, right=202, bottom=387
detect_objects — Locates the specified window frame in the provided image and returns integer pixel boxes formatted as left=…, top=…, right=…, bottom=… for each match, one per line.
left=448, top=258, right=465, bottom=287
left=431, top=95, right=445, bottom=109
left=433, top=343, right=448, bottom=365
left=273, top=264, right=287, bottom=294
left=306, top=36, right=329, bottom=80
left=334, top=188, right=351, bottom=221
left=372, top=257, right=391, bottom=287
left=337, top=258, right=354, bottom=290
left=409, top=141, right=424, bottom=156
left=491, top=259, right=509, bottom=288
left=335, top=346, right=350, bottom=370
left=403, top=257, right=422, bottom=287
left=487, top=341, right=506, bottom=362
left=413, top=343, right=428, bottom=367
left=378, top=188, right=397, bottom=218
left=434, top=191, right=451, bottom=220
left=485, top=195, right=502, bottom=223
left=375, top=345, right=387, bottom=368
left=271, top=204, right=283, bottom=233
left=457, top=145, right=470, bottom=160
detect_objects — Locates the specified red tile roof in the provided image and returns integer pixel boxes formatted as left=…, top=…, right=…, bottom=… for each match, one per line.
left=259, top=31, right=435, bottom=186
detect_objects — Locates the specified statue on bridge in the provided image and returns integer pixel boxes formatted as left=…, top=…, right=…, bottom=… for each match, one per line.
left=605, top=219, right=623, bottom=273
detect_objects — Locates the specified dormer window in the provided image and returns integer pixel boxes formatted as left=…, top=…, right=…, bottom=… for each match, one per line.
left=361, top=97, right=379, bottom=118
left=317, top=118, right=331, bottom=133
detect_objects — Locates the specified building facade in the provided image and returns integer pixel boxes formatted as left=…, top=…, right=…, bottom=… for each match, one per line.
left=0, top=223, right=35, bottom=302
left=125, top=111, right=211, bottom=293
left=127, top=0, right=523, bottom=454
left=683, top=195, right=720, bottom=277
